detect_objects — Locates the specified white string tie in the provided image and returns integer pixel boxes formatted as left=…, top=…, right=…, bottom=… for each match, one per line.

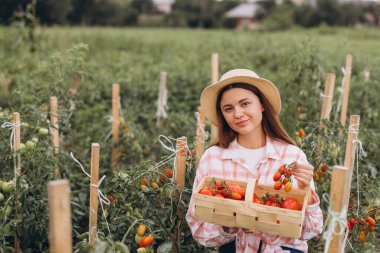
left=322, top=193, right=350, bottom=253
left=195, top=112, right=209, bottom=141
left=70, top=152, right=112, bottom=239
left=348, top=124, right=366, bottom=216
left=158, top=135, right=176, bottom=153
left=156, top=76, right=168, bottom=126
left=320, top=92, right=333, bottom=99
left=1, top=121, right=20, bottom=151
left=335, top=67, right=348, bottom=122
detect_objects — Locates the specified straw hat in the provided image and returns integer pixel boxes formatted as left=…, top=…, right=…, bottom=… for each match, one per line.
left=200, top=69, right=281, bottom=126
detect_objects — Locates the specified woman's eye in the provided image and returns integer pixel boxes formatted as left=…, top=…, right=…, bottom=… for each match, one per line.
left=224, top=107, right=232, bottom=112
left=242, top=102, right=250, bottom=107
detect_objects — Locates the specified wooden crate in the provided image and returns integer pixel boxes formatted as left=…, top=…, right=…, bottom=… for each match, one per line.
left=194, top=177, right=309, bottom=239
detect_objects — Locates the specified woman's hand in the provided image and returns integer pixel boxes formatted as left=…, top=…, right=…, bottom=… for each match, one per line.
left=289, top=162, right=314, bottom=190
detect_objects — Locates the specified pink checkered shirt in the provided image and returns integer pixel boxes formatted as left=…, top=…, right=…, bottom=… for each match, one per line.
left=186, top=136, right=323, bottom=253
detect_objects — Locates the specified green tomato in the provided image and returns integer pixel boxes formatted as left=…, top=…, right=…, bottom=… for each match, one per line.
left=2, top=181, right=15, bottom=193
left=20, top=143, right=26, bottom=150
left=3, top=205, right=12, bottom=218
left=0, top=112, right=5, bottom=118
left=0, top=180, right=3, bottom=190
left=21, top=122, right=29, bottom=128
left=114, top=242, right=130, bottom=253
left=26, top=140, right=36, bottom=149
left=135, top=234, right=142, bottom=244
left=31, top=137, right=39, bottom=143
left=137, top=248, right=147, bottom=253
left=39, top=127, right=49, bottom=135
left=0, top=192, right=4, bottom=202
left=295, top=136, right=302, bottom=146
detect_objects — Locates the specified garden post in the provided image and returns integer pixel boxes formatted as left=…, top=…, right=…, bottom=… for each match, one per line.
left=171, top=136, right=187, bottom=253
left=156, top=71, right=168, bottom=127
left=67, top=73, right=82, bottom=96
left=210, top=53, right=219, bottom=145
left=320, top=73, right=336, bottom=128
left=327, top=166, right=349, bottom=253
left=340, top=54, right=352, bottom=127
left=48, top=180, right=72, bottom=253
left=89, top=143, right=100, bottom=245
left=343, top=115, right=360, bottom=202
left=195, top=106, right=205, bottom=167
left=112, top=84, right=120, bottom=170
left=50, top=96, right=60, bottom=176
left=13, top=112, right=21, bottom=253
left=13, top=112, right=21, bottom=177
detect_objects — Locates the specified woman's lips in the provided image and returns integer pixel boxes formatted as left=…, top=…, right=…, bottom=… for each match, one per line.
left=236, top=120, right=248, bottom=127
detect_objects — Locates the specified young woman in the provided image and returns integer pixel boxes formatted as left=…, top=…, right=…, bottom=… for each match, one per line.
left=186, top=69, right=323, bottom=253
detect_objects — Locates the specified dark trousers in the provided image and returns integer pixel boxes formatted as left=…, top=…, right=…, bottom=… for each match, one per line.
left=218, top=240, right=304, bottom=253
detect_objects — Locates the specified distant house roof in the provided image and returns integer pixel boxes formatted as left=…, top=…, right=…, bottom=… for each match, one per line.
left=152, top=0, right=174, bottom=4
left=225, top=3, right=260, bottom=18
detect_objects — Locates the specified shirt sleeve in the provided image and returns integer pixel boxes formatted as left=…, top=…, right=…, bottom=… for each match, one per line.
left=185, top=150, right=237, bottom=247
left=296, top=150, right=324, bottom=240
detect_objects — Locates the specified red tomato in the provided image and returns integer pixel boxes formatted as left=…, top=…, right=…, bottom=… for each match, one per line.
left=107, top=195, right=116, bottom=202
left=253, top=193, right=259, bottom=202
left=282, top=177, right=289, bottom=185
left=349, top=218, right=356, bottom=226
left=366, top=217, right=376, bottom=226
left=231, top=192, right=242, bottom=200
left=199, top=187, right=212, bottom=196
left=139, top=234, right=154, bottom=247
left=164, top=169, right=173, bottom=178
left=273, top=172, right=282, bottom=181
left=281, top=198, right=301, bottom=210
left=265, top=200, right=273, bottom=206
left=278, top=166, right=286, bottom=173
left=254, top=199, right=264, bottom=205
left=274, top=181, right=282, bottom=190
left=271, top=202, right=281, bottom=208
left=228, top=183, right=243, bottom=195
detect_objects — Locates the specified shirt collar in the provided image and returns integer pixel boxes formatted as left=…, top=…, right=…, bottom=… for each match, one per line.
left=221, top=135, right=281, bottom=161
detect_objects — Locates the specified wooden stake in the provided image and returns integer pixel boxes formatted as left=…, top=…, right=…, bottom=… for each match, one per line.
left=50, top=97, right=60, bottom=176
left=48, top=180, right=72, bottom=253
left=156, top=71, right=168, bottom=127
left=195, top=107, right=205, bottom=167
left=172, top=136, right=187, bottom=253
left=12, top=112, right=21, bottom=253
left=340, top=54, right=353, bottom=127
left=50, top=97, right=59, bottom=153
left=320, top=73, right=336, bottom=124
left=13, top=113, right=21, bottom=177
left=89, top=143, right=100, bottom=245
left=327, top=166, right=350, bottom=253
left=67, top=74, right=82, bottom=96
left=174, top=137, right=187, bottom=191
left=210, top=53, right=219, bottom=145
left=343, top=115, right=360, bottom=197
left=111, top=84, right=120, bottom=170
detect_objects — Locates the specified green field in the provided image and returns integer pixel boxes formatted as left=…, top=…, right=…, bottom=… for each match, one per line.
left=0, top=26, right=379, bottom=252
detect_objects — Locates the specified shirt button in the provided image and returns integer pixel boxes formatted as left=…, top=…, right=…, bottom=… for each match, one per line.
left=236, top=238, right=240, bottom=243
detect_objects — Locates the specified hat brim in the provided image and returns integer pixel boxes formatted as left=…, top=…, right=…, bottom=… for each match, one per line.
left=200, top=75, right=281, bottom=126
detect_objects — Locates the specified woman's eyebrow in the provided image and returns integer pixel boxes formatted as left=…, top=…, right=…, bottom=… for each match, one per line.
left=222, top=98, right=250, bottom=108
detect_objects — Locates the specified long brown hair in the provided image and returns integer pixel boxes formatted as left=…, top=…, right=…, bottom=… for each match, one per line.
left=214, top=83, right=295, bottom=148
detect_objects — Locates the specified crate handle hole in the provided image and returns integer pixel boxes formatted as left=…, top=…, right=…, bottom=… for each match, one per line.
left=233, top=212, right=236, bottom=216
left=255, top=217, right=258, bottom=221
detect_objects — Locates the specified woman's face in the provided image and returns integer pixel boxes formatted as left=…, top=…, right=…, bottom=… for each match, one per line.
left=220, top=88, right=264, bottom=136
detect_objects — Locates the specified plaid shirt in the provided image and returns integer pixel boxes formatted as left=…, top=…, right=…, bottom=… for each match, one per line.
left=186, top=137, right=323, bottom=253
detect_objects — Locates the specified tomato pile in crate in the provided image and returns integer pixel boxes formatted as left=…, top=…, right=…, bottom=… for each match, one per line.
left=194, top=177, right=309, bottom=239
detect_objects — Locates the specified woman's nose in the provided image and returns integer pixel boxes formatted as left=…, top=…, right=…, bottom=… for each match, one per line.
left=234, top=108, right=243, bottom=118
